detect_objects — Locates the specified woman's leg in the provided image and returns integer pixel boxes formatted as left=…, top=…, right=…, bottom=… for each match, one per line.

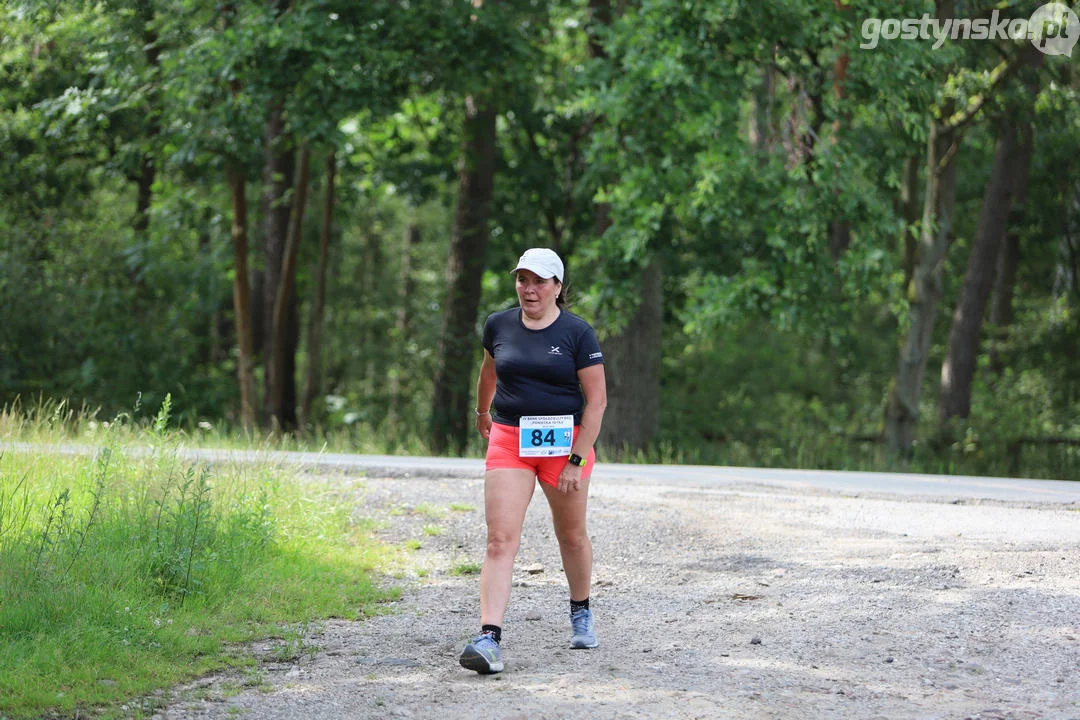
left=539, top=475, right=592, bottom=602
left=479, top=468, right=537, bottom=627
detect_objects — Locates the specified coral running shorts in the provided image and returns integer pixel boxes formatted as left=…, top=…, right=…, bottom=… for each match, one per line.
left=485, top=422, right=596, bottom=488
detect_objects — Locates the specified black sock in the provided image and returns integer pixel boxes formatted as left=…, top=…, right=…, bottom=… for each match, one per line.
left=570, top=598, right=590, bottom=613
left=481, top=624, right=502, bottom=643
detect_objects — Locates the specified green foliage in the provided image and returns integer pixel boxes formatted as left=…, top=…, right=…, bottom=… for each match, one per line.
left=0, top=185, right=238, bottom=420
left=1, top=0, right=1077, bottom=478
left=659, top=317, right=886, bottom=463
left=0, top=406, right=395, bottom=719
left=655, top=317, right=1079, bottom=480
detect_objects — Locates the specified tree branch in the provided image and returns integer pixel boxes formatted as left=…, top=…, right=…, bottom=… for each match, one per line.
left=941, top=45, right=1035, bottom=132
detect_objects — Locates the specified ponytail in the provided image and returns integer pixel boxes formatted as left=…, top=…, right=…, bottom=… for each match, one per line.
left=556, top=282, right=570, bottom=308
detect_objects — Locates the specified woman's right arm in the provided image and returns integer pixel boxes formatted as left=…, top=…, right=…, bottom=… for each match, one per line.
left=475, top=349, right=496, bottom=439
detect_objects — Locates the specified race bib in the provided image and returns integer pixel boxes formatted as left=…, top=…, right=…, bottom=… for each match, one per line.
left=518, top=415, right=573, bottom=457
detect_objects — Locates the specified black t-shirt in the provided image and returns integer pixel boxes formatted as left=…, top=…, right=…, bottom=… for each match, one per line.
left=481, top=307, right=604, bottom=426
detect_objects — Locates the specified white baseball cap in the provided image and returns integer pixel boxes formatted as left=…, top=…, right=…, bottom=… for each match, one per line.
left=511, top=248, right=564, bottom=282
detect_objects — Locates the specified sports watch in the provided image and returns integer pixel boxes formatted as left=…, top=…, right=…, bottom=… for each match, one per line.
left=567, top=453, right=586, bottom=467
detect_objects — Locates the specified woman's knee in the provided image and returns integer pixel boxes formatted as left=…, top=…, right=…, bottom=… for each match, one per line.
left=555, top=527, right=590, bottom=554
left=485, top=528, right=521, bottom=558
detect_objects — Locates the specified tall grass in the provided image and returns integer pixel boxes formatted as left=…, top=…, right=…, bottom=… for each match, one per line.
left=0, top=396, right=397, bottom=719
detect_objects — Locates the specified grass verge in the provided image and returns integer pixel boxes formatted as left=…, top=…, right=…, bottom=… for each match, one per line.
left=0, top=397, right=397, bottom=719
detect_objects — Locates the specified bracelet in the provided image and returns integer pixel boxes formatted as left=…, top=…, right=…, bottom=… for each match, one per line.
left=474, top=409, right=490, bottom=416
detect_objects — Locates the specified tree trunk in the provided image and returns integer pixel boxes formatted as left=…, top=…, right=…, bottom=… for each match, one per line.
left=429, top=97, right=497, bottom=455
left=1054, top=220, right=1080, bottom=307
left=360, top=225, right=386, bottom=416
left=260, top=95, right=295, bottom=428
left=748, top=64, right=776, bottom=152
left=828, top=0, right=851, bottom=261
left=830, top=220, right=851, bottom=261
left=301, top=150, right=336, bottom=426
left=268, top=143, right=311, bottom=431
left=599, top=256, right=663, bottom=457
left=228, top=166, right=257, bottom=431
left=197, top=225, right=219, bottom=367
left=988, top=232, right=1020, bottom=375
left=582, top=0, right=664, bottom=455
left=938, top=119, right=1027, bottom=424
left=387, top=222, right=420, bottom=430
left=900, top=155, right=921, bottom=291
left=133, top=151, right=156, bottom=237
left=884, top=117, right=958, bottom=455
left=259, top=0, right=295, bottom=399
left=884, top=37, right=1032, bottom=431
left=878, top=0, right=1032, bottom=454
left=220, top=2, right=255, bottom=430
left=1052, top=136, right=1080, bottom=309
left=988, top=121, right=1034, bottom=339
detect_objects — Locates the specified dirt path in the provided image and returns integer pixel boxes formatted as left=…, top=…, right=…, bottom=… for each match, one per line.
left=153, top=473, right=1080, bottom=720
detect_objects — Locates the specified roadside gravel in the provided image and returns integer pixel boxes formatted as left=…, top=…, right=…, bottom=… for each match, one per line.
left=153, top=472, right=1080, bottom=720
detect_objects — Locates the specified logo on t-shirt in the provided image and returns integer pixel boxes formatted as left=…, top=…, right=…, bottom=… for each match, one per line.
left=549, top=346, right=562, bottom=355
left=589, top=352, right=603, bottom=360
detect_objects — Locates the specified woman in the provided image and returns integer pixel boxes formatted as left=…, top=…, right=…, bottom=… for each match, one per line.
left=459, top=247, right=607, bottom=675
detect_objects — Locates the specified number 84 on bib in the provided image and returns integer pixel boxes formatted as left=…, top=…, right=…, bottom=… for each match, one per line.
left=518, top=415, right=573, bottom=457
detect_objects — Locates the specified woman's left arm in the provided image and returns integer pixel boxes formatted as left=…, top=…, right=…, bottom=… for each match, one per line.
left=571, top=363, right=608, bottom=458
left=556, top=363, right=608, bottom=494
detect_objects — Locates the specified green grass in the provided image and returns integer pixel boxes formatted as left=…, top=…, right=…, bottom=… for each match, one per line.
left=0, top=397, right=398, bottom=719
left=450, top=561, right=481, bottom=576
left=412, top=502, right=444, bottom=518
left=0, top=395, right=446, bottom=460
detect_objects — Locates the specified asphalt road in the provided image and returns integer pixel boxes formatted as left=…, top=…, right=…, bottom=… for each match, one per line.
left=11, top=442, right=1080, bottom=504
left=175, top=447, right=1080, bottom=504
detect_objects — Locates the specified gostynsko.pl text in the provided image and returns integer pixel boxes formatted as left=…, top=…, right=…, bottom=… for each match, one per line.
left=860, top=3, right=1079, bottom=56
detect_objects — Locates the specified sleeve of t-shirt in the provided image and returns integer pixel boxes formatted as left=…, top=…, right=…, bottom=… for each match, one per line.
left=575, top=324, right=604, bottom=369
left=481, top=313, right=495, bottom=356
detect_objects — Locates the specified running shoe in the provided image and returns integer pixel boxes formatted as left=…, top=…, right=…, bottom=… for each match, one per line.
left=459, top=631, right=504, bottom=674
left=570, top=607, right=598, bottom=649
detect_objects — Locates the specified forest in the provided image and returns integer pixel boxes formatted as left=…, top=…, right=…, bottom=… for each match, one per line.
left=2, top=0, right=1078, bottom=480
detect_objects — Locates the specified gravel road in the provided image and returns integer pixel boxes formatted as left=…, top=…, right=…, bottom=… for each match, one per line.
left=152, top=471, right=1080, bottom=720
